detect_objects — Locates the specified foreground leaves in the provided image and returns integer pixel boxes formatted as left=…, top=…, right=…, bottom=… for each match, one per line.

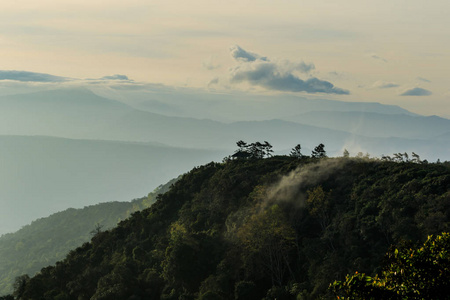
left=331, top=233, right=450, bottom=299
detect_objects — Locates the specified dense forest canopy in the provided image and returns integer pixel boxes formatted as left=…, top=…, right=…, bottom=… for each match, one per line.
left=5, top=147, right=450, bottom=299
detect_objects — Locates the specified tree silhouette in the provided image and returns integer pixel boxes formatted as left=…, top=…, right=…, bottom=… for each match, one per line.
left=290, top=144, right=302, bottom=158
left=311, top=143, right=326, bottom=158
left=232, top=141, right=273, bottom=159
left=342, top=149, right=349, bottom=158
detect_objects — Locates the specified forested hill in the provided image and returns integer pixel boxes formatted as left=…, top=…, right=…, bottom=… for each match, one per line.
left=12, top=156, right=450, bottom=299
left=0, top=178, right=178, bottom=296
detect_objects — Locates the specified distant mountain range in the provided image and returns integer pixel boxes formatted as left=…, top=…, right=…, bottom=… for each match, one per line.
left=94, top=87, right=415, bottom=121
left=283, top=111, right=450, bottom=139
left=0, top=135, right=225, bottom=234
left=0, top=88, right=448, bottom=158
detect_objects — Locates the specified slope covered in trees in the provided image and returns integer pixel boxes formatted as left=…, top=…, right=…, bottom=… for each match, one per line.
left=0, top=178, right=177, bottom=296
left=10, top=156, right=450, bottom=299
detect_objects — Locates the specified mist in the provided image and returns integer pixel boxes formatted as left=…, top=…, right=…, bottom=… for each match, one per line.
left=267, top=158, right=352, bottom=206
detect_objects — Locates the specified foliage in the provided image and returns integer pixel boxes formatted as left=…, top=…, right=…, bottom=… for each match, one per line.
left=311, top=143, right=327, bottom=158
left=0, top=180, right=173, bottom=295
left=342, top=149, right=349, bottom=158
left=290, top=144, right=303, bottom=159
left=237, top=204, right=296, bottom=286
left=331, top=233, right=450, bottom=299
left=10, top=157, right=450, bottom=299
left=232, top=140, right=274, bottom=160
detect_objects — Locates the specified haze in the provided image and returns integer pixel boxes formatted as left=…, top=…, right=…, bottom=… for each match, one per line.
left=0, top=1, right=449, bottom=234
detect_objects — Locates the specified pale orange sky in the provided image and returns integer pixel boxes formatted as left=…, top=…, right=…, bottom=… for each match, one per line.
left=0, top=0, right=449, bottom=116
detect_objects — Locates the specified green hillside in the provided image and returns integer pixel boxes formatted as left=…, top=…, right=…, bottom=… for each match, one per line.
left=0, top=178, right=177, bottom=296
left=10, top=156, right=450, bottom=299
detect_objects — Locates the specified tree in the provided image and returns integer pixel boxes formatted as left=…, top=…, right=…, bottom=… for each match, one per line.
left=330, top=233, right=450, bottom=299
left=263, top=141, right=274, bottom=158
left=236, top=140, right=248, bottom=152
left=290, top=144, right=302, bottom=158
left=237, top=205, right=296, bottom=287
left=232, top=141, right=273, bottom=160
left=311, top=143, right=327, bottom=158
left=232, top=140, right=251, bottom=160
left=13, top=275, right=30, bottom=299
left=342, top=149, right=349, bottom=158
left=90, top=223, right=104, bottom=236
left=307, top=186, right=331, bottom=231
left=248, top=142, right=264, bottom=159
left=411, top=152, right=421, bottom=163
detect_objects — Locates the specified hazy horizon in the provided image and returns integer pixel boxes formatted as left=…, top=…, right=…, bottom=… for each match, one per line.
left=1, top=0, right=450, bottom=117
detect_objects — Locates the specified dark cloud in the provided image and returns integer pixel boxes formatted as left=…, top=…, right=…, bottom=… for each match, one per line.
left=229, top=46, right=348, bottom=95
left=0, top=70, right=69, bottom=82
left=400, top=87, right=432, bottom=96
left=417, top=77, right=431, bottom=83
left=100, top=74, right=130, bottom=80
left=230, top=62, right=349, bottom=94
left=230, top=45, right=267, bottom=62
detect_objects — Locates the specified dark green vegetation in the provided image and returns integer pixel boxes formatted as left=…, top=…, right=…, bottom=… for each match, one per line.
left=9, top=155, right=450, bottom=299
left=0, top=179, right=176, bottom=296
left=331, top=233, right=450, bottom=299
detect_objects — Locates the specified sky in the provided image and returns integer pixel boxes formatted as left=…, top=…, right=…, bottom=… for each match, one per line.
left=1, top=0, right=449, bottom=117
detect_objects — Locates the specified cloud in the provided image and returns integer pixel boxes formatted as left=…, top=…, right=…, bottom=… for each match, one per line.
left=0, top=70, right=70, bottom=82
left=208, top=77, right=219, bottom=87
left=202, top=56, right=221, bottom=70
left=372, top=81, right=400, bottom=89
left=417, top=77, right=431, bottom=83
left=281, top=60, right=315, bottom=74
left=328, top=71, right=342, bottom=77
left=368, top=53, right=387, bottom=63
left=100, top=74, right=130, bottom=80
left=230, top=45, right=268, bottom=62
left=400, top=87, right=432, bottom=96
left=229, top=46, right=348, bottom=95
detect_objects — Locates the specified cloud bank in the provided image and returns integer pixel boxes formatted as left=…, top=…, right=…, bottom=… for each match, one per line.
left=229, top=45, right=348, bottom=95
left=0, top=70, right=70, bottom=82
left=100, top=74, right=130, bottom=81
left=400, top=87, right=432, bottom=96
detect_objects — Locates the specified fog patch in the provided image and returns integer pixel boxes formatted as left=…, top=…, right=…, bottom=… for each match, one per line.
left=267, top=158, right=351, bottom=206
